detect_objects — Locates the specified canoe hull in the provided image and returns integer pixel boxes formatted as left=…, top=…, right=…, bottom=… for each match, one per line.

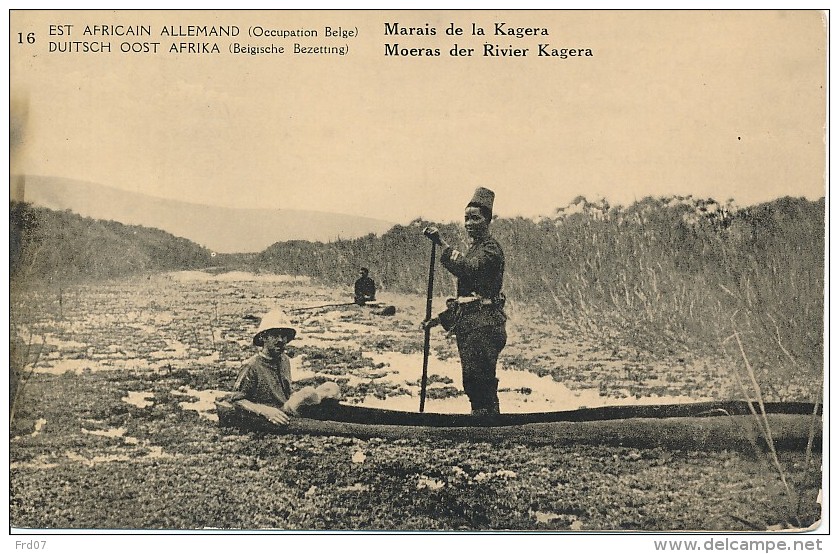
left=215, top=399, right=821, bottom=451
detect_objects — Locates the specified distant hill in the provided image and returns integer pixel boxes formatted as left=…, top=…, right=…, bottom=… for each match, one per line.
left=14, top=175, right=396, bottom=253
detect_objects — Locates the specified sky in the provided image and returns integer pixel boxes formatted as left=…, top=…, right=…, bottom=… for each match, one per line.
left=9, top=9, right=827, bottom=225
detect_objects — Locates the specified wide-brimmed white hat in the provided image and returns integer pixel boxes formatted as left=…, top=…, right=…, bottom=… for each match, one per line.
left=253, top=309, right=297, bottom=346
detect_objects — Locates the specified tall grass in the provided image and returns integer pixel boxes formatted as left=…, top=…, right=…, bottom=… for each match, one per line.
left=255, top=195, right=824, bottom=391
left=512, top=196, right=822, bottom=377
left=10, top=201, right=213, bottom=288
left=722, top=330, right=822, bottom=528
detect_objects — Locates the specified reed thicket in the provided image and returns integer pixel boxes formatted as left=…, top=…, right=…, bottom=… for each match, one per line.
left=10, top=201, right=212, bottom=287
left=256, top=195, right=824, bottom=379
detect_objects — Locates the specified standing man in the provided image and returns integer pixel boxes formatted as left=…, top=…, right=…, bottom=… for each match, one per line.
left=354, top=267, right=377, bottom=305
left=422, top=187, right=507, bottom=416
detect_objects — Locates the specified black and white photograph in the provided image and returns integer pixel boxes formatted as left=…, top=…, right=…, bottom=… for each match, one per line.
left=7, top=8, right=827, bottom=543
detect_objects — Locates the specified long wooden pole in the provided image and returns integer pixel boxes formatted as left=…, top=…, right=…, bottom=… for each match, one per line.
left=288, top=301, right=358, bottom=313
left=419, top=242, right=436, bottom=413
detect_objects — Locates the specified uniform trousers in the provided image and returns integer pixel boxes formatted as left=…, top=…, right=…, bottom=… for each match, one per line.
left=455, top=324, right=507, bottom=412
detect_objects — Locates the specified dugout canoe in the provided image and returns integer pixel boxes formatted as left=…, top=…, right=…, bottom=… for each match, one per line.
left=215, top=399, right=822, bottom=452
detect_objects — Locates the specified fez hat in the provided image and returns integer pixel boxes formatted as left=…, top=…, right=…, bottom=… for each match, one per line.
left=467, top=187, right=495, bottom=217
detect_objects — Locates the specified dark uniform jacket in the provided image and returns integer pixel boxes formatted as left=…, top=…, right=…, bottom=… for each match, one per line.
left=354, top=276, right=376, bottom=301
left=438, top=234, right=506, bottom=334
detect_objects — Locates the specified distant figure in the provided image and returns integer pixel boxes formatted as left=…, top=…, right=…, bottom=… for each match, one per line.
left=354, top=267, right=377, bottom=304
left=422, top=187, right=507, bottom=417
left=223, top=309, right=340, bottom=425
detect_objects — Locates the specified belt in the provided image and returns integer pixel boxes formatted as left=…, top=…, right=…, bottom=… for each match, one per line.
left=456, top=296, right=493, bottom=306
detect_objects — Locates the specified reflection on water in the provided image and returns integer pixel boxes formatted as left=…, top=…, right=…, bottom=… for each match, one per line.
left=122, top=391, right=154, bottom=408
left=167, top=270, right=312, bottom=284
left=62, top=446, right=172, bottom=467
left=172, top=387, right=227, bottom=422
left=349, top=350, right=709, bottom=414
left=82, top=427, right=127, bottom=438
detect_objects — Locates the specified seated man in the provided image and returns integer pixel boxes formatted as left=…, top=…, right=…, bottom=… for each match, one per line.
left=224, top=308, right=339, bottom=425
left=354, top=267, right=376, bottom=304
